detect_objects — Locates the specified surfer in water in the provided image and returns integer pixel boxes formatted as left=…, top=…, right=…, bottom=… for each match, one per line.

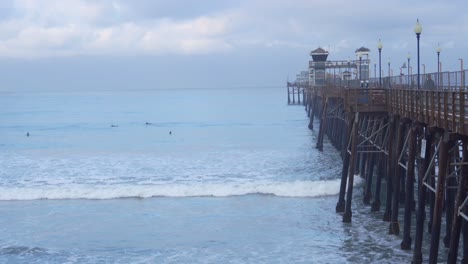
left=26, top=132, right=30, bottom=137
left=169, top=131, right=172, bottom=135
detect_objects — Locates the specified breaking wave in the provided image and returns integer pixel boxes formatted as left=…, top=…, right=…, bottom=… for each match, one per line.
left=0, top=178, right=362, bottom=200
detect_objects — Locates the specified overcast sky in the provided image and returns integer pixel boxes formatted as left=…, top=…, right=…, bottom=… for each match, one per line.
left=0, top=0, right=467, bottom=91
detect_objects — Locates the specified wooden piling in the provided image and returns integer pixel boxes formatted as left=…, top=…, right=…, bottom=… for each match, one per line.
left=372, top=118, right=389, bottom=212
left=309, top=95, right=317, bottom=130
left=401, top=122, right=417, bottom=249
left=428, top=135, right=437, bottom=233
left=337, top=112, right=345, bottom=151
left=412, top=128, right=432, bottom=263
left=429, top=132, right=450, bottom=264
left=444, top=140, right=457, bottom=248
left=358, top=118, right=367, bottom=178
left=336, top=113, right=354, bottom=213
left=363, top=118, right=380, bottom=205
left=316, top=97, right=328, bottom=151
left=447, top=139, right=468, bottom=263
left=302, top=87, right=307, bottom=106
left=356, top=116, right=367, bottom=177
left=332, top=115, right=339, bottom=149
left=371, top=154, right=384, bottom=211
left=363, top=152, right=375, bottom=205
left=389, top=118, right=405, bottom=235
left=340, top=116, right=348, bottom=158
left=463, top=210, right=468, bottom=263
left=343, top=112, right=359, bottom=223
left=297, top=87, right=301, bottom=105
left=292, top=86, right=295, bottom=104
left=383, top=115, right=396, bottom=222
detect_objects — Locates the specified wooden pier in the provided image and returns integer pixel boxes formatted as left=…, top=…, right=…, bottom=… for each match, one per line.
left=287, top=81, right=307, bottom=105
left=295, top=80, right=468, bottom=263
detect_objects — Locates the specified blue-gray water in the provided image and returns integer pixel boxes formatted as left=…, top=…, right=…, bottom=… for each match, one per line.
left=0, top=87, right=421, bottom=263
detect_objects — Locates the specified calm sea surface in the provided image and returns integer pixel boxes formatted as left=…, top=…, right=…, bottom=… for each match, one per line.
left=0, top=87, right=421, bottom=263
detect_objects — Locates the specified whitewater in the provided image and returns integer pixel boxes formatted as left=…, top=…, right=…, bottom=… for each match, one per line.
left=0, top=179, right=366, bottom=200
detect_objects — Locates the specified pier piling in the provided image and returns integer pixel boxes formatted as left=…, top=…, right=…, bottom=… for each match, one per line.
left=336, top=114, right=353, bottom=213
left=412, top=129, right=432, bottom=263
left=401, top=122, right=417, bottom=249
left=389, top=118, right=405, bottom=235
left=447, top=139, right=468, bottom=263
left=343, top=112, right=359, bottom=223
left=316, top=97, right=328, bottom=151
left=429, top=132, right=450, bottom=264
left=383, top=115, right=396, bottom=222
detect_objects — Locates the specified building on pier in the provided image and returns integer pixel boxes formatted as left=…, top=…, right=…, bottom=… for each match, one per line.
left=296, top=71, right=309, bottom=85
left=309, top=47, right=329, bottom=86
left=355, top=47, right=370, bottom=81
left=342, top=70, right=352, bottom=82
left=308, top=46, right=372, bottom=87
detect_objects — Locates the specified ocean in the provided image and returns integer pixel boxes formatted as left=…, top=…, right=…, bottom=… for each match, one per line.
left=0, top=87, right=417, bottom=263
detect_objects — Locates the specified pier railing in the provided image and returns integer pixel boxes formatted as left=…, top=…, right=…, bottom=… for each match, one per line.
left=343, top=88, right=387, bottom=113
left=323, top=69, right=467, bottom=90
left=368, top=69, right=467, bottom=90
left=314, top=84, right=468, bottom=136
left=387, top=89, right=468, bottom=135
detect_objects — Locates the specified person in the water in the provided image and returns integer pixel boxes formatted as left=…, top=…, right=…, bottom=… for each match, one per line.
left=169, top=131, right=172, bottom=135
left=26, top=132, right=29, bottom=137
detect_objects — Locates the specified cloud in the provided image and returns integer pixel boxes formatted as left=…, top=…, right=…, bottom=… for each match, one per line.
left=0, top=0, right=234, bottom=58
left=13, top=0, right=103, bottom=24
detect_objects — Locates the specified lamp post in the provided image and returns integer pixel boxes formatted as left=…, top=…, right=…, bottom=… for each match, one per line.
left=459, top=58, right=464, bottom=89
left=374, top=63, right=377, bottom=81
left=388, top=58, right=391, bottom=87
left=399, top=67, right=403, bottom=84
left=347, top=59, right=350, bottom=86
left=414, top=19, right=422, bottom=92
left=333, top=64, right=336, bottom=85
left=437, top=45, right=441, bottom=89
left=377, top=39, right=383, bottom=87
left=407, top=53, right=411, bottom=88
left=388, top=59, right=391, bottom=76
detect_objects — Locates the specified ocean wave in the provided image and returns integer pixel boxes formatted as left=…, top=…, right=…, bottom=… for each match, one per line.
left=0, top=178, right=362, bottom=200
left=0, top=246, right=48, bottom=256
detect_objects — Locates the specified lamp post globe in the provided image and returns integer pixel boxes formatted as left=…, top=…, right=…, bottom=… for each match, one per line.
left=414, top=19, right=422, bottom=35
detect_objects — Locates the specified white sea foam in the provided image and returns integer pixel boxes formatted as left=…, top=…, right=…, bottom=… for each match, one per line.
left=0, top=178, right=363, bottom=200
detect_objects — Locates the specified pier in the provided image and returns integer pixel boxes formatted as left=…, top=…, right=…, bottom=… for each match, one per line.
left=290, top=46, right=468, bottom=263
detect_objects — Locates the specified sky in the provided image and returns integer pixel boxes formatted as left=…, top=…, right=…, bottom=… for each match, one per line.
left=0, top=0, right=467, bottom=91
